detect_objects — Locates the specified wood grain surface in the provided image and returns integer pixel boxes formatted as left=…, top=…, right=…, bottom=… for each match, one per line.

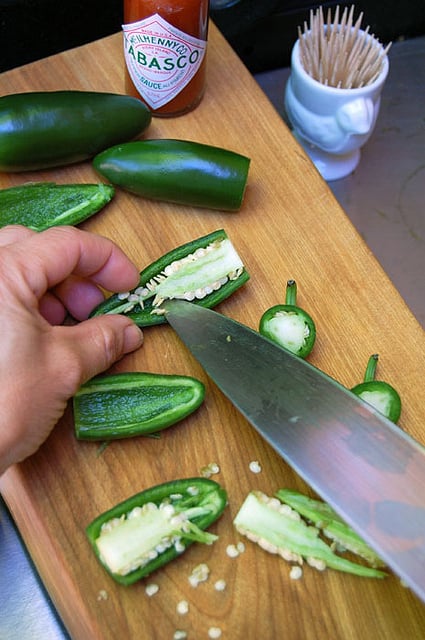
left=1, top=23, right=425, bottom=640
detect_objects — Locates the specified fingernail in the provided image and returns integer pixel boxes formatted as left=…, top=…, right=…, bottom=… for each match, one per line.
left=123, top=323, right=144, bottom=352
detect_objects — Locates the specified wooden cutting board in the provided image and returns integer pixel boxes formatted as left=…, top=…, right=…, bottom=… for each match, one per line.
left=1, top=24, right=425, bottom=640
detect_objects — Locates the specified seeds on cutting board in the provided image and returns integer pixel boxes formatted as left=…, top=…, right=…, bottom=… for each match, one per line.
left=214, top=579, right=227, bottom=591
left=145, top=583, right=160, bottom=597
left=200, top=462, right=220, bottom=478
left=225, top=544, right=239, bottom=558
left=176, top=600, right=190, bottom=615
left=225, top=542, right=245, bottom=558
left=290, top=566, right=303, bottom=580
left=248, top=460, right=262, bottom=474
left=188, top=563, right=210, bottom=587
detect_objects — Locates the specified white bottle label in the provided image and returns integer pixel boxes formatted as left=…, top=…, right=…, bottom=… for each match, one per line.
left=123, top=14, right=207, bottom=110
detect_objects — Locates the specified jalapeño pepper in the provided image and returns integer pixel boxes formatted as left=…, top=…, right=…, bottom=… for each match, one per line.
left=73, top=372, right=205, bottom=440
left=259, top=279, right=316, bottom=357
left=93, top=139, right=250, bottom=211
left=0, top=91, right=151, bottom=172
left=0, top=182, right=114, bottom=231
left=234, top=490, right=386, bottom=578
left=351, top=354, right=402, bottom=423
left=90, top=229, right=249, bottom=327
left=276, top=489, right=385, bottom=568
left=86, top=478, right=227, bottom=585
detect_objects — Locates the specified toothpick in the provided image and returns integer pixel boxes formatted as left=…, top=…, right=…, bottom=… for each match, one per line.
left=298, top=5, right=390, bottom=89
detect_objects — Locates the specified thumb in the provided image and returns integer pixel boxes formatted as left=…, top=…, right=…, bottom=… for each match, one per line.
left=55, top=315, right=144, bottom=389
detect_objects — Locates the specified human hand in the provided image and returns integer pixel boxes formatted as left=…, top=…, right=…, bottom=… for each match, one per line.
left=0, top=225, right=144, bottom=474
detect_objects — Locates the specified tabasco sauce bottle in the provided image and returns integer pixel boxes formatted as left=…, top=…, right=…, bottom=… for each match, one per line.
left=123, top=1, right=210, bottom=117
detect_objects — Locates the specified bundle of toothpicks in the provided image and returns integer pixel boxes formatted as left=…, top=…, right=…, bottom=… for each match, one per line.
left=298, top=5, right=391, bottom=89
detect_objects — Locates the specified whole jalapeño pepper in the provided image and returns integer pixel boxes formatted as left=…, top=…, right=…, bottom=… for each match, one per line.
left=351, top=354, right=402, bottom=423
left=93, top=139, right=250, bottom=211
left=0, top=91, right=151, bottom=172
left=259, top=279, right=316, bottom=358
left=86, top=478, right=227, bottom=585
left=90, top=229, right=249, bottom=327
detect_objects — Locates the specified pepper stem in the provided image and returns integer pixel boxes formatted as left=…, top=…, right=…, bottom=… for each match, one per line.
left=363, top=354, right=379, bottom=382
left=285, top=279, right=297, bottom=306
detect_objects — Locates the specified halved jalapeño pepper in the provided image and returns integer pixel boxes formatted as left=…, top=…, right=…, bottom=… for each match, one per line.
left=90, top=229, right=249, bottom=327
left=275, top=489, right=385, bottom=568
left=234, top=490, right=386, bottom=578
left=0, top=182, right=114, bottom=231
left=86, top=478, right=227, bottom=585
left=73, top=372, right=205, bottom=440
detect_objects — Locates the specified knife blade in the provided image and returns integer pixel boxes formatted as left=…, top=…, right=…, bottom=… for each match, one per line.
left=163, top=299, right=425, bottom=602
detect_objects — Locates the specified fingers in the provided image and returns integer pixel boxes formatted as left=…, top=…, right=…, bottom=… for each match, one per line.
left=8, top=226, right=140, bottom=298
left=52, top=315, right=144, bottom=392
left=0, top=225, right=140, bottom=323
left=0, top=224, right=35, bottom=247
left=52, top=275, right=106, bottom=321
left=39, top=291, right=67, bottom=325
left=37, top=276, right=106, bottom=324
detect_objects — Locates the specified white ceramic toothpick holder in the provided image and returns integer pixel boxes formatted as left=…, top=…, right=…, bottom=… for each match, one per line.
left=284, top=34, right=389, bottom=181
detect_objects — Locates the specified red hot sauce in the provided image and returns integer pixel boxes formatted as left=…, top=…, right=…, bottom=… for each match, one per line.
left=123, top=0, right=210, bottom=117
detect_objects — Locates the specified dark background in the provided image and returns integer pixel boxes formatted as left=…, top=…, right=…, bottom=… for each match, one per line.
left=1, top=1, right=424, bottom=74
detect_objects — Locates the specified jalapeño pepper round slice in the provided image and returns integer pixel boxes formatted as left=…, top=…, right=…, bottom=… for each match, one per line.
left=259, top=279, right=316, bottom=358
left=351, top=354, right=401, bottom=423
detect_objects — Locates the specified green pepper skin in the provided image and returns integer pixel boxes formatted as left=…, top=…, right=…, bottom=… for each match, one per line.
left=90, top=229, right=250, bottom=327
left=0, top=182, right=114, bottom=230
left=86, top=478, right=227, bottom=585
left=73, top=372, right=205, bottom=440
left=0, top=91, right=151, bottom=172
left=259, top=279, right=316, bottom=358
left=351, top=354, right=401, bottom=423
left=93, top=139, right=250, bottom=211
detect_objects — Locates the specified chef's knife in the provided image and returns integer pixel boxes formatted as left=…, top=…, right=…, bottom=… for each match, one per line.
left=164, top=299, right=425, bottom=602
